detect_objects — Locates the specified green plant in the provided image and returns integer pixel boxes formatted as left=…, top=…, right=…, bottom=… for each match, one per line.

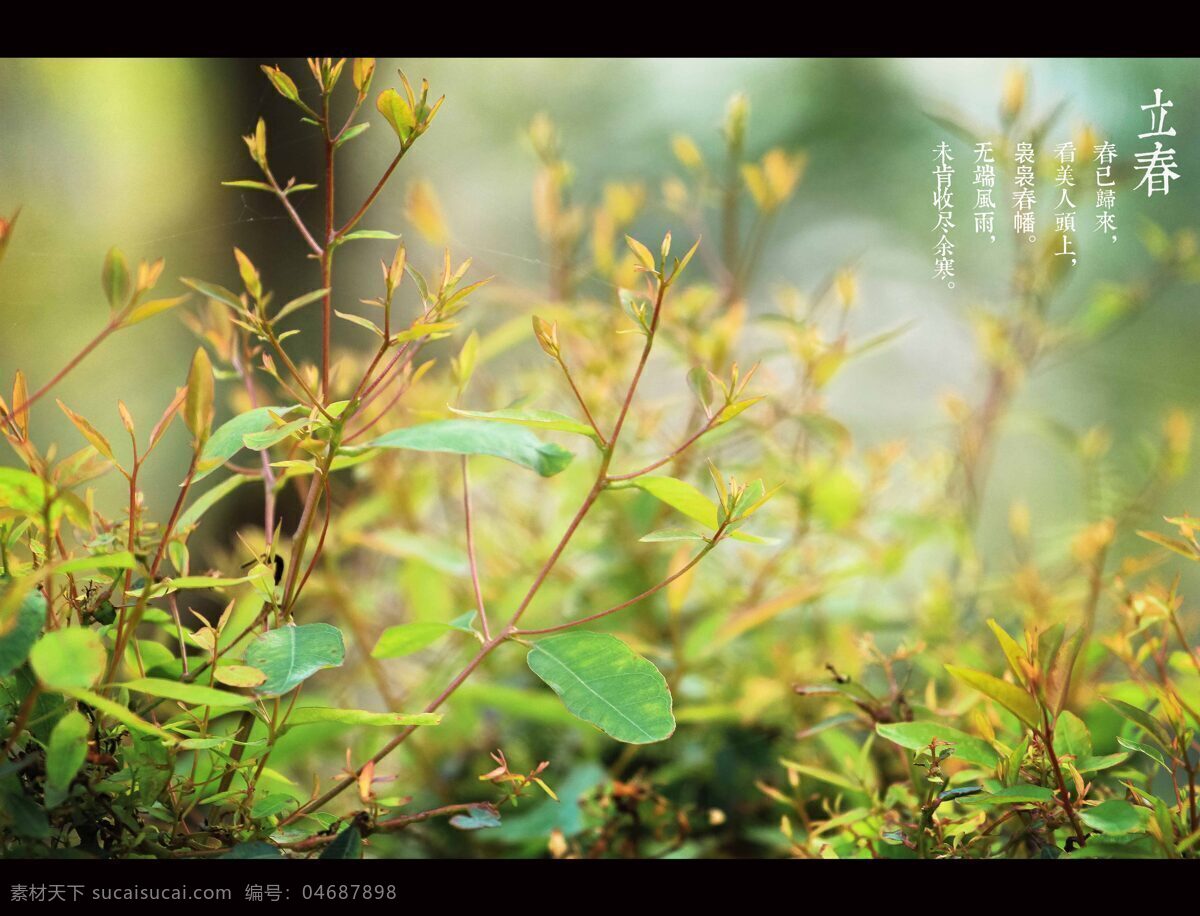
left=0, top=58, right=774, bottom=857
left=4, top=59, right=1197, bottom=863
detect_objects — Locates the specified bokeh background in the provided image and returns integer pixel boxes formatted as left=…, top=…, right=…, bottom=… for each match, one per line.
left=4, top=58, right=1198, bottom=550
left=2, top=58, right=1199, bottom=855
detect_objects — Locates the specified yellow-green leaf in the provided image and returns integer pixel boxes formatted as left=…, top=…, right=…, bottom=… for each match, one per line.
left=946, top=664, right=1041, bottom=729
left=986, top=618, right=1029, bottom=686
left=185, top=348, right=214, bottom=445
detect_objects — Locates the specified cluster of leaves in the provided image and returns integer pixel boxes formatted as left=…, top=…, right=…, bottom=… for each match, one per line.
left=0, top=59, right=776, bottom=858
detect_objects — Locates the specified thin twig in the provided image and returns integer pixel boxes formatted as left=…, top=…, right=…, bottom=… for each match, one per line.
left=461, top=457, right=491, bottom=640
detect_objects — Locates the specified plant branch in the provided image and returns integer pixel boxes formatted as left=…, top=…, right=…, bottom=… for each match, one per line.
left=263, top=165, right=324, bottom=258
left=1040, top=710, right=1087, bottom=847
left=320, top=100, right=336, bottom=403
left=461, top=457, right=491, bottom=640
left=336, top=143, right=412, bottom=240
left=607, top=414, right=719, bottom=482
left=557, top=358, right=606, bottom=446
left=282, top=270, right=676, bottom=823
left=3, top=318, right=118, bottom=429
left=514, top=535, right=720, bottom=636
left=106, top=448, right=200, bottom=685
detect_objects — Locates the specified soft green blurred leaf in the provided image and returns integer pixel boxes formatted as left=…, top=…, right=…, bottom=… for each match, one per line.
left=368, top=420, right=573, bottom=477
left=30, top=628, right=106, bottom=691
left=44, top=710, right=89, bottom=807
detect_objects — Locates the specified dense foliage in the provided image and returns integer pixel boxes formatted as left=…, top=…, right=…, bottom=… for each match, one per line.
left=1, top=60, right=1198, bottom=859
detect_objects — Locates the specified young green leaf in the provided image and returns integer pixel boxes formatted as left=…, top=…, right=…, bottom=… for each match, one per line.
left=1116, top=735, right=1170, bottom=770
left=625, top=235, right=657, bottom=271
left=273, top=288, right=329, bottom=324
left=367, top=420, right=573, bottom=477
left=963, top=785, right=1056, bottom=806
left=120, top=294, right=189, bottom=328
left=622, top=476, right=769, bottom=543
left=986, top=618, right=1029, bottom=685
left=639, top=528, right=709, bottom=543
left=195, top=405, right=301, bottom=481
left=233, top=247, right=262, bottom=301
left=178, top=475, right=253, bottom=531
left=221, top=179, right=276, bottom=193
left=184, top=348, right=215, bottom=445
left=262, top=64, right=298, bottom=99
left=334, top=122, right=371, bottom=150
left=338, top=229, right=401, bottom=244
left=371, top=622, right=458, bottom=658
left=101, top=246, right=130, bottom=309
left=946, top=664, right=1041, bottom=729
left=180, top=277, right=245, bottom=312
left=56, top=401, right=115, bottom=462
left=1079, top=799, right=1150, bottom=835
left=1102, top=697, right=1171, bottom=746
left=376, top=88, right=416, bottom=142
left=65, top=687, right=177, bottom=744
left=1053, top=710, right=1092, bottom=758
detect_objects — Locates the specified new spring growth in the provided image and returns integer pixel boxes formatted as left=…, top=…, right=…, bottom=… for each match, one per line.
left=628, top=232, right=701, bottom=286
left=98, top=247, right=185, bottom=330
left=532, top=315, right=560, bottom=358
left=383, top=241, right=406, bottom=300
left=478, top=749, right=557, bottom=804
left=102, top=247, right=178, bottom=318
left=262, top=64, right=320, bottom=120
left=688, top=361, right=762, bottom=427
left=707, top=459, right=777, bottom=531
left=233, top=247, right=263, bottom=309
left=352, top=58, right=376, bottom=103
left=101, top=247, right=131, bottom=311
left=307, top=57, right=347, bottom=96
left=243, top=118, right=268, bottom=172
left=377, top=71, right=445, bottom=146
left=262, top=64, right=300, bottom=103
left=914, top=738, right=956, bottom=785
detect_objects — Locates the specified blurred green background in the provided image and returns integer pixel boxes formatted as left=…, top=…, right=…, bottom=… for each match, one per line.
left=3, top=58, right=1198, bottom=554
